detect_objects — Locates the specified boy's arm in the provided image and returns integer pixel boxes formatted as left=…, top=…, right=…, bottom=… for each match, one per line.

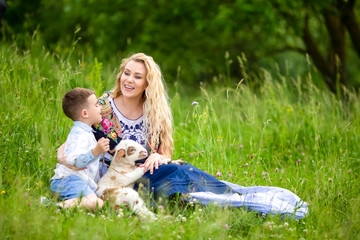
left=72, top=150, right=99, bottom=168
left=72, top=137, right=110, bottom=168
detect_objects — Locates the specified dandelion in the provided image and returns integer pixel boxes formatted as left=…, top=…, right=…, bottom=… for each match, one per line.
left=192, top=101, right=199, bottom=105
left=328, top=178, right=333, bottom=182
left=225, top=224, right=229, bottom=230
left=1, top=190, right=5, bottom=195
left=181, top=217, right=187, bottom=222
left=37, top=181, right=43, bottom=188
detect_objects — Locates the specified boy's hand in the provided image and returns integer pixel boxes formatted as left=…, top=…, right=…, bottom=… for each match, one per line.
left=92, top=138, right=110, bottom=157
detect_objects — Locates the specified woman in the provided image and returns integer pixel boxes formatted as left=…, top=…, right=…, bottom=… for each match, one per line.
left=59, top=53, right=308, bottom=219
left=92, top=53, right=231, bottom=197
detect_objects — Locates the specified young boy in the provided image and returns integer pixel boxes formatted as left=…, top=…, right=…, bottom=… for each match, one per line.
left=50, top=87, right=109, bottom=210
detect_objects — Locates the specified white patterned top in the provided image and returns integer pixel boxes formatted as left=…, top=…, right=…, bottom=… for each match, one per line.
left=109, top=97, right=149, bottom=152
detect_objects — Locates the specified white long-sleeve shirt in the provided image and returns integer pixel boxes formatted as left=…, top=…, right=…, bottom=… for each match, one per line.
left=51, top=121, right=100, bottom=191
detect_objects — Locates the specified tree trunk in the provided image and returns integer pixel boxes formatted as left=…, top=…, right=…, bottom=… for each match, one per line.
left=302, top=15, right=337, bottom=93
left=323, top=8, right=347, bottom=87
left=338, top=0, right=360, bottom=57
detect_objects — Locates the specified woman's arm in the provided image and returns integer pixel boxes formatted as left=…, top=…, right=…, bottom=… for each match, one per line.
left=57, top=142, right=86, bottom=171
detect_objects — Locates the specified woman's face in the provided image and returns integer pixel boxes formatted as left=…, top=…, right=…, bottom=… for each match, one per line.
left=120, top=60, right=147, bottom=100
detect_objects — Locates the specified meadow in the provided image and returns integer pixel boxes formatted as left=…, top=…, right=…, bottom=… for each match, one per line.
left=0, top=35, right=359, bottom=239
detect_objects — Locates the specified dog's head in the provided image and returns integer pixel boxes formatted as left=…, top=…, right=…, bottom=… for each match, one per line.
left=112, top=139, right=148, bottom=166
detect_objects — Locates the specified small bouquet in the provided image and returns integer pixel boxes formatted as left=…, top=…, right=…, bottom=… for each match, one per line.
left=100, top=117, right=112, bottom=177
left=101, top=117, right=112, bottom=134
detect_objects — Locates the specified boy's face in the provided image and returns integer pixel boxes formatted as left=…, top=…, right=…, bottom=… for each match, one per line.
left=86, top=94, right=102, bottom=124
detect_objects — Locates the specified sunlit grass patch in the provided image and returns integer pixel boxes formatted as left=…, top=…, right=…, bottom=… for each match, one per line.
left=1, top=36, right=360, bottom=239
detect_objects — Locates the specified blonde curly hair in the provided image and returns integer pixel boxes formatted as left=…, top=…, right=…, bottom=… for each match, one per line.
left=112, top=53, right=174, bottom=156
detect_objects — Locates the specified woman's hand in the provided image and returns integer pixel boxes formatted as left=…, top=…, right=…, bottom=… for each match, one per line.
left=139, top=152, right=163, bottom=174
left=57, top=142, right=86, bottom=171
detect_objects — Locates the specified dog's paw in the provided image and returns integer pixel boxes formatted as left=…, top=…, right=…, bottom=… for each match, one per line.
left=169, top=158, right=186, bottom=165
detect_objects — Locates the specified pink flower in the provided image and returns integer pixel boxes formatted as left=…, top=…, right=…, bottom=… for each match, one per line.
left=245, top=163, right=248, bottom=167
left=216, top=171, right=222, bottom=177
left=225, top=224, right=229, bottom=230
left=297, top=159, right=301, bottom=163
left=101, top=117, right=112, bottom=133
left=192, top=101, right=199, bottom=105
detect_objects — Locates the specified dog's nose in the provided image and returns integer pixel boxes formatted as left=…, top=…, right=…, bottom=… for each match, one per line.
left=139, top=150, right=148, bottom=158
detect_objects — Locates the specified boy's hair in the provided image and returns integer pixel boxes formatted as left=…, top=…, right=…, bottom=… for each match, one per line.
left=62, top=87, right=95, bottom=121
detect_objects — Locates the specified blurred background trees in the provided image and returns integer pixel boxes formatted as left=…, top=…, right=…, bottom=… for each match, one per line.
left=1, top=0, right=360, bottom=91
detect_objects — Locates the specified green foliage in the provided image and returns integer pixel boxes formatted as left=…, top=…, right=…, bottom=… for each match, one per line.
left=1, top=35, right=360, bottom=239
left=3, top=0, right=360, bottom=88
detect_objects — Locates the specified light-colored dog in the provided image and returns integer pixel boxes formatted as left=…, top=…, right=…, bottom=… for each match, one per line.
left=96, top=139, right=184, bottom=220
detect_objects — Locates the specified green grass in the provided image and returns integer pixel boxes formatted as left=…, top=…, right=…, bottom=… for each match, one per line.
left=1, top=35, right=360, bottom=239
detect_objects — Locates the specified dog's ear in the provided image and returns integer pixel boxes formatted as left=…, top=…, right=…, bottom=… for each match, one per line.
left=114, top=149, right=125, bottom=163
